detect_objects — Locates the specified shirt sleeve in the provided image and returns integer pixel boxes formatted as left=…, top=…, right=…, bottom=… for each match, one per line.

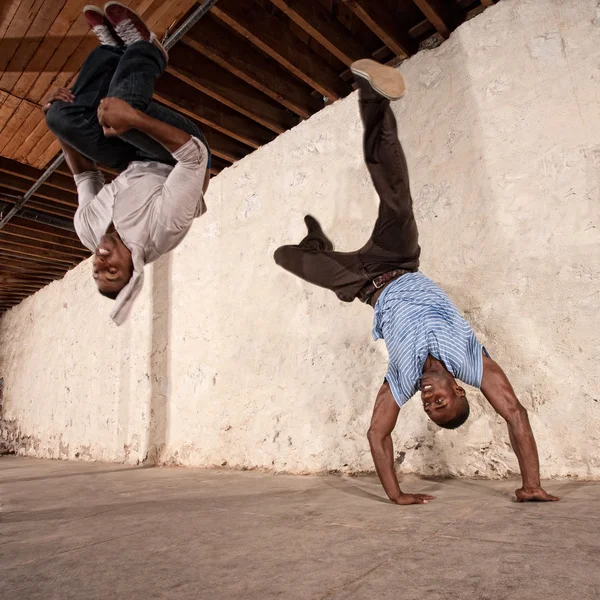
left=73, top=171, right=105, bottom=252
left=151, top=136, right=209, bottom=255
left=446, top=329, right=485, bottom=389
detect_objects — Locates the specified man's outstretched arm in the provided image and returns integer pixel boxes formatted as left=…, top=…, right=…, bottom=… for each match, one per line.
left=480, top=354, right=559, bottom=502
left=367, top=382, right=435, bottom=505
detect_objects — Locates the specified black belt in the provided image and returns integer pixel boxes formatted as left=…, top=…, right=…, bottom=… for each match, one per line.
left=357, top=268, right=414, bottom=304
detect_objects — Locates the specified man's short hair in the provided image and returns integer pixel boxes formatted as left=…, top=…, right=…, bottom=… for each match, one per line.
left=438, top=398, right=470, bottom=429
left=98, top=289, right=119, bottom=300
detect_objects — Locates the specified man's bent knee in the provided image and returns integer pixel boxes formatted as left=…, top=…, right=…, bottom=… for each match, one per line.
left=45, top=101, right=75, bottom=140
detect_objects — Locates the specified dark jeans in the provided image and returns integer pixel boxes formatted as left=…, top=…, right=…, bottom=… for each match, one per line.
left=274, top=94, right=420, bottom=303
left=46, top=42, right=210, bottom=170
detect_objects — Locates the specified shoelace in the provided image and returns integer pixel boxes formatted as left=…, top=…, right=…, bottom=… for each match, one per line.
left=114, top=18, right=147, bottom=45
left=93, top=25, right=119, bottom=47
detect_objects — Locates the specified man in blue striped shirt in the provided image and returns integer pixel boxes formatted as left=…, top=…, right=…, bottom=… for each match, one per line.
left=275, top=60, right=558, bottom=506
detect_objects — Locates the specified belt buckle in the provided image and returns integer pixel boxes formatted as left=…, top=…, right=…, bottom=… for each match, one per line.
left=372, top=275, right=386, bottom=289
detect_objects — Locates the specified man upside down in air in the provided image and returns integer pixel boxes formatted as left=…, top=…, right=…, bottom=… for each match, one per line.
left=43, top=3, right=211, bottom=324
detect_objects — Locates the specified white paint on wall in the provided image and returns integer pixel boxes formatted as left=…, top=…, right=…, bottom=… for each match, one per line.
left=1, top=0, right=599, bottom=478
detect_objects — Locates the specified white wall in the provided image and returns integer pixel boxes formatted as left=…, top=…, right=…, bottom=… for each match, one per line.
left=1, top=0, right=599, bottom=478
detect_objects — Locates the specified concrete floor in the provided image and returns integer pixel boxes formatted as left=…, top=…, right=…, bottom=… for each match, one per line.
left=1, top=457, right=598, bottom=600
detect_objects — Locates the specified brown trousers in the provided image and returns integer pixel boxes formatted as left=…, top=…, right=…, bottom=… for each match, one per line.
left=274, top=95, right=421, bottom=303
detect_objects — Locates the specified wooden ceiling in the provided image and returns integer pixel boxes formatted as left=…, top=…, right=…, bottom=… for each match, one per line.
left=0, top=0, right=498, bottom=314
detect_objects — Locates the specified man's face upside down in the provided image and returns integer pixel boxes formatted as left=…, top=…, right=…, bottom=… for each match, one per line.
left=420, top=371, right=470, bottom=430
left=92, top=232, right=133, bottom=299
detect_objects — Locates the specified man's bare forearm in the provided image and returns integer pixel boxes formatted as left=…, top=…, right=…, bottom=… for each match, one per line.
left=506, top=408, right=541, bottom=490
left=132, top=111, right=191, bottom=154
left=368, top=432, right=402, bottom=501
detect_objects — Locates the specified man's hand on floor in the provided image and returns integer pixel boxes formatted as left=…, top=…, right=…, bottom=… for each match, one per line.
left=98, top=97, right=140, bottom=137
left=391, top=493, right=435, bottom=505
left=515, top=487, right=560, bottom=502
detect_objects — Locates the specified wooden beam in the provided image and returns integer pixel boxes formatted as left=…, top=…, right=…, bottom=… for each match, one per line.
left=1, top=223, right=87, bottom=253
left=209, top=156, right=230, bottom=175
left=0, top=237, right=80, bottom=265
left=0, top=233, right=86, bottom=261
left=155, top=74, right=274, bottom=150
left=203, top=129, right=252, bottom=164
left=167, top=45, right=296, bottom=134
left=0, top=172, right=78, bottom=207
left=184, top=15, right=320, bottom=119
left=211, top=1, right=351, bottom=101
left=0, top=254, right=66, bottom=276
left=268, top=0, right=367, bottom=66
left=0, top=189, right=75, bottom=220
left=343, top=0, right=419, bottom=58
left=480, top=0, right=494, bottom=7
left=410, top=0, right=461, bottom=39
left=9, top=215, right=80, bottom=242
left=0, top=156, right=76, bottom=193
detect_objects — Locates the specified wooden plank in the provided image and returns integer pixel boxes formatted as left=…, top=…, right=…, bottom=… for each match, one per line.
left=0, top=156, right=76, bottom=192
left=22, top=127, right=57, bottom=166
left=0, top=172, right=78, bottom=206
left=0, top=189, right=75, bottom=219
left=11, top=0, right=89, bottom=98
left=0, top=99, right=36, bottom=154
left=0, top=280, right=47, bottom=290
left=167, top=45, right=295, bottom=134
left=0, top=0, right=46, bottom=73
left=27, top=31, right=95, bottom=104
left=0, top=0, right=23, bottom=40
left=211, top=1, right=350, bottom=101
left=342, top=0, right=418, bottom=58
left=9, top=215, right=80, bottom=241
left=1, top=106, right=44, bottom=158
left=410, top=0, right=461, bottom=39
left=0, top=0, right=68, bottom=90
left=155, top=74, right=275, bottom=149
left=0, top=92, right=22, bottom=136
left=0, top=233, right=84, bottom=260
left=0, top=254, right=67, bottom=275
left=1, top=223, right=87, bottom=253
left=11, top=114, right=48, bottom=162
left=268, top=0, right=367, bottom=66
left=142, top=0, right=196, bottom=36
left=0, top=262, right=60, bottom=277
left=184, top=15, right=319, bottom=119
left=35, top=139, right=61, bottom=169
left=0, top=237, right=79, bottom=264
left=200, top=128, right=252, bottom=164
left=25, top=0, right=151, bottom=101
left=209, top=155, right=229, bottom=175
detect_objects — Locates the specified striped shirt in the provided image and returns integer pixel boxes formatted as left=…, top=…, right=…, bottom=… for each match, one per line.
left=372, top=272, right=486, bottom=408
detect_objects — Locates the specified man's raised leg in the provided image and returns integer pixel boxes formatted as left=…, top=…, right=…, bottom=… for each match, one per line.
left=274, top=216, right=367, bottom=302
left=103, top=2, right=210, bottom=166
left=352, top=60, right=421, bottom=274
left=44, top=7, right=136, bottom=169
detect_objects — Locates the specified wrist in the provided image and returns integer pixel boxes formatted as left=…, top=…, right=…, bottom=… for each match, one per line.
left=130, top=109, right=147, bottom=132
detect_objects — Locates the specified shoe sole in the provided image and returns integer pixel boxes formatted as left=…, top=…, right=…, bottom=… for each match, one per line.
left=104, top=1, right=168, bottom=61
left=83, top=5, right=105, bottom=15
left=350, top=59, right=406, bottom=100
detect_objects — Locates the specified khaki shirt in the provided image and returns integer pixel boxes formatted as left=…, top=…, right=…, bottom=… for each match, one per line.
left=74, top=137, right=209, bottom=325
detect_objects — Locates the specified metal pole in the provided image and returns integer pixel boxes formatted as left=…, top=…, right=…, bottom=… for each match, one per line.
left=0, top=201, right=75, bottom=232
left=0, top=0, right=218, bottom=232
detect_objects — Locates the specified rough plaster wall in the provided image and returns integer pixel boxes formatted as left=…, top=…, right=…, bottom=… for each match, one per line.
left=0, top=0, right=598, bottom=477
